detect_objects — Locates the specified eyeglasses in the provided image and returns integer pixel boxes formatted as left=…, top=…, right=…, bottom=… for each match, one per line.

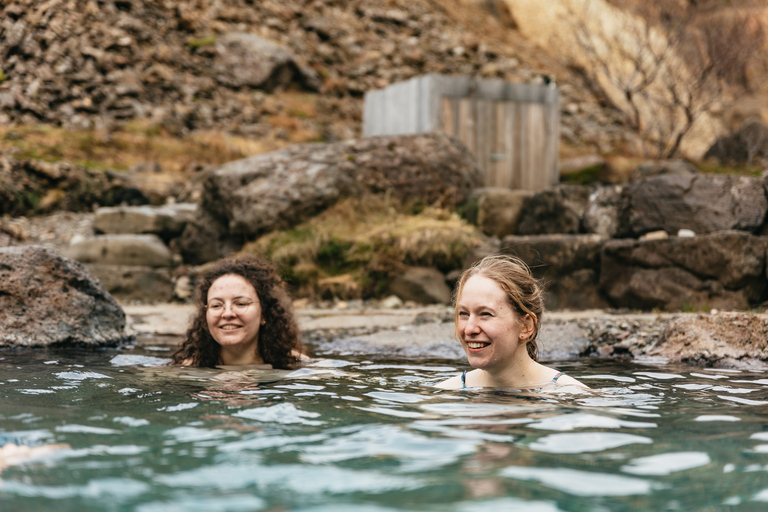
left=205, top=300, right=255, bottom=315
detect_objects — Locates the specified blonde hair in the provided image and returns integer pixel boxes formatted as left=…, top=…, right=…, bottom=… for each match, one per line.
left=453, top=254, right=544, bottom=361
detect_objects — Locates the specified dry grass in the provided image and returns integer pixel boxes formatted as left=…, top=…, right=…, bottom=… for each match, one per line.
left=241, top=196, right=483, bottom=299
left=0, top=123, right=286, bottom=172
left=0, top=91, right=326, bottom=172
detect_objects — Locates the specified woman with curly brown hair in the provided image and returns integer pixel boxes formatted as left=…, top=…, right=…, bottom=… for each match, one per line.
left=171, top=254, right=303, bottom=369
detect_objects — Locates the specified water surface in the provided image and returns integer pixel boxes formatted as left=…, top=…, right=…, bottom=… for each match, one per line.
left=2, top=345, right=768, bottom=511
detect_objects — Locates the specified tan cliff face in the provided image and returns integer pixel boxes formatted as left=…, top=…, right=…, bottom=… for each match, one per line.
left=501, top=0, right=768, bottom=159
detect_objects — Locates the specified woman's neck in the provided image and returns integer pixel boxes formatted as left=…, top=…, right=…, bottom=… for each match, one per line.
left=478, top=355, right=548, bottom=389
left=219, top=346, right=264, bottom=366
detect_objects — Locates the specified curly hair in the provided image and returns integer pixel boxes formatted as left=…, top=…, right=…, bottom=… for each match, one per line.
left=453, top=254, right=544, bottom=361
left=171, top=254, right=302, bottom=369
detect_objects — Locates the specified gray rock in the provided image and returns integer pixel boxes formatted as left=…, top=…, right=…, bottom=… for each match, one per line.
left=649, top=312, right=768, bottom=368
left=499, top=234, right=608, bottom=310
left=0, top=246, right=128, bottom=347
left=388, top=266, right=452, bottom=305
left=86, top=264, right=174, bottom=304
left=600, top=231, right=768, bottom=311
left=93, top=203, right=197, bottom=240
left=517, top=184, right=592, bottom=235
left=214, top=32, right=321, bottom=92
left=63, top=234, right=174, bottom=267
left=617, top=173, right=768, bottom=238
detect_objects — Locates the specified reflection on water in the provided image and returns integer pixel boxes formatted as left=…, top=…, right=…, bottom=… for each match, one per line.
left=1, top=347, right=768, bottom=511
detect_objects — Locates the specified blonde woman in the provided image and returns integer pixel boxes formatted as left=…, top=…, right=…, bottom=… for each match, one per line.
left=437, top=255, right=588, bottom=390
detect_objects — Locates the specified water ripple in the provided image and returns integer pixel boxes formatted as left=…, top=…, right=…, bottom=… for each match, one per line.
left=501, top=466, right=663, bottom=496
left=527, top=432, right=653, bottom=453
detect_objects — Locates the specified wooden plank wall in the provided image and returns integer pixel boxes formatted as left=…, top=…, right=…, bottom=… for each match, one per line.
left=441, top=96, right=557, bottom=190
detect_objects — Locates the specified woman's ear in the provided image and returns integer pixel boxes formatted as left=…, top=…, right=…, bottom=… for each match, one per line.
left=520, top=313, right=535, bottom=340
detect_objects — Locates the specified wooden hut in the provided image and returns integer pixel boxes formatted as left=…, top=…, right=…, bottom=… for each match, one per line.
left=363, top=74, right=560, bottom=191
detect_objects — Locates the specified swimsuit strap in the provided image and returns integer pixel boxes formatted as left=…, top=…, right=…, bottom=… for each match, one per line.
left=552, top=372, right=563, bottom=384
left=461, top=370, right=467, bottom=389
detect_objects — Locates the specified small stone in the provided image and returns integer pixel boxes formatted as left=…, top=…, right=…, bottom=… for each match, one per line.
left=639, top=230, right=668, bottom=241
left=174, top=275, right=193, bottom=300
left=380, top=295, right=403, bottom=309
left=677, top=229, right=696, bottom=237
left=598, top=345, right=614, bottom=356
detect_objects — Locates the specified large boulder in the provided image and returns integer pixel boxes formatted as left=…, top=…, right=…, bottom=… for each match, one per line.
left=617, top=172, right=768, bottom=238
left=179, top=133, right=482, bottom=263
left=648, top=312, right=768, bottom=368
left=600, top=231, right=768, bottom=311
left=516, top=184, right=592, bottom=235
left=0, top=246, right=128, bottom=347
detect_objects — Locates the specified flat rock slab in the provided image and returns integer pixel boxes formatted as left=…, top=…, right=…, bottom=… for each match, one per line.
left=125, top=304, right=195, bottom=337
left=94, top=203, right=196, bottom=238
left=63, top=234, right=174, bottom=267
left=0, top=246, right=128, bottom=347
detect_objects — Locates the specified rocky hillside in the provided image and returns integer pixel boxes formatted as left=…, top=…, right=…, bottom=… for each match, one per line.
left=1, top=0, right=767, bottom=219
left=0, top=0, right=626, bottom=154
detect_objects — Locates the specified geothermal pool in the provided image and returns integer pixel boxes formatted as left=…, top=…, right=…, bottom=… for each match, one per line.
left=1, top=344, right=768, bottom=511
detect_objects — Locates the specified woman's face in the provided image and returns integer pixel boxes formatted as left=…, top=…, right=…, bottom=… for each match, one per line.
left=456, top=275, right=531, bottom=373
left=206, top=274, right=263, bottom=353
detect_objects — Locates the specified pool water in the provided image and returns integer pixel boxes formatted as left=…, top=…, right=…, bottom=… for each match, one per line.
left=1, top=345, right=768, bottom=512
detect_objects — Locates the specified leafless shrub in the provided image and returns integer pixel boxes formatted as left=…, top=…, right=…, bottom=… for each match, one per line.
left=569, top=0, right=765, bottom=158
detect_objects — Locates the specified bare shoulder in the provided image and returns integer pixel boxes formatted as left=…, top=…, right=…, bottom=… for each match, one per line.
left=557, top=374, right=590, bottom=390
left=435, top=375, right=463, bottom=390
left=174, top=358, right=195, bottom=366
left=292, top=349, right=310, bottom=361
